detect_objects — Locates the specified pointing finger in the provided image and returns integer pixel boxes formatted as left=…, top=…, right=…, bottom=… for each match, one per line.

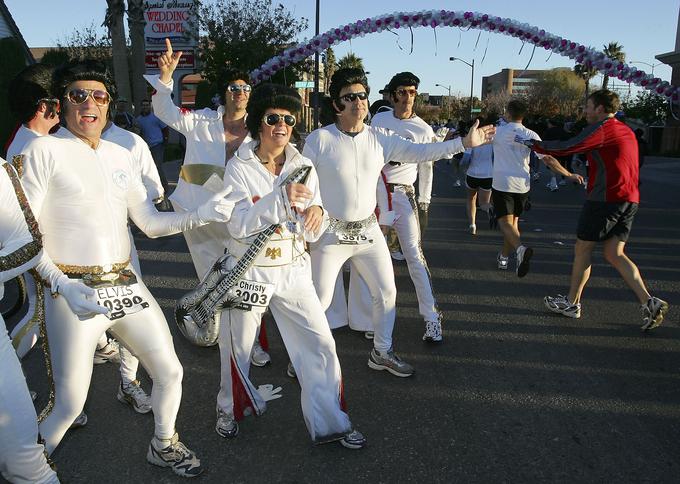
left=165, top=38, right=173, bottom=56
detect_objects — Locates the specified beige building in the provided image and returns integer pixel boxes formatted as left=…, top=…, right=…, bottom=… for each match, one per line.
left=481, top=68, right=545, bottom=99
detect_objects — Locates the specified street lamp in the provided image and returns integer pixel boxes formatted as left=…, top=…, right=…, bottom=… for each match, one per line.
left=434, top=83, right=451, bottom=118
left=629, top=60, right=661, bottom=76
left=450, top=56, right=475, bottom=120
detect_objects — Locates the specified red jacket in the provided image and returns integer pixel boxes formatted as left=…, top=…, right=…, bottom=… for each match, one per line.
left=533, top=117, right=639, bottom=203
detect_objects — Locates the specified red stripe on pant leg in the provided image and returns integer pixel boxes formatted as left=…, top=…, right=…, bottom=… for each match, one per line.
left=230, top=357, right=254, bottom=421
left=258, top=317, right=269, bottom=351
left=339, top=377, right=347, bottom=412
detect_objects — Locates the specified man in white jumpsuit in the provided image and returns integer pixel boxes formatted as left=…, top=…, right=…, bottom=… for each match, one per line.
left=0, top=159, right=59, bottom=483
left=218, top=84, right=365, bottom=448
left=372, top=71, right=443, bottom=343
left=302, top=68, right=495, bottom=377
left=148, top=40, right=271, bottom=366
left=21, top=60, right=233, bottom=477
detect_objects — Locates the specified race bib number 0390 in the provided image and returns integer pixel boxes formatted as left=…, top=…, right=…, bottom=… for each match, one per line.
left=95, top=284, right=149, bottom=320
left=233, top=279, right=275, bottom=311
left=337, top=233, right=373, bottom=245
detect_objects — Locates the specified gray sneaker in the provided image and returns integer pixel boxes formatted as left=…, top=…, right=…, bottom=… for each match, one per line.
left=93, top=339, right=121, bottom=365
left=340, top=429, right=367, bottom=449
left=641, top=297, right=669, bottom=331
left=215, top=406, right=239, bottom=438
left=69, top=411, right=88, bottom=429
left=544, top=294, right=581, bottom=319
left=147, top=433, right=203, bottom=478
left=117, top=380, right=152, bottom=414
left=250, top=342, right=271, bottom=367
left=286, top=361, right=297, bottom=378
left=368, top=348, right=414, bottom=377
left=423, top=320, right=443, bottom=343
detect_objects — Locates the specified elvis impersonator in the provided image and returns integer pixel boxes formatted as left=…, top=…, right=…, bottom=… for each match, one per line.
left=217, top=83, right=365, bottom=449
left=0, top=159, right=58, bottom=483
left=19, top=60, right=234, bottom=478
left=302, top=68, right=495, bottom=378
left=145, top=38, right=251, bottom=280
left=372, top=71, right=444, bottom=343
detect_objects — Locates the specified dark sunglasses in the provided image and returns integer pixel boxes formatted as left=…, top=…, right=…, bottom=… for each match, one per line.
left=396, top=88, right=418, bottom=97
left=228, top=84, right=252, bottom=93
left=66, top=88, right=111, bottom=106
left=263, top=113, right=296, bottom=127
left=339, top=92, right=368, bottom=103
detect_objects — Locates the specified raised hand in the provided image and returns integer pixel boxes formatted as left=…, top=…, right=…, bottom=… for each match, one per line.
left=463, top=119, right=496, bottom=148
left=157, top=38, right=183, bottom=84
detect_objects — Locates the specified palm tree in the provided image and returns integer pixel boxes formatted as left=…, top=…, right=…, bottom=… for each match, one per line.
left=104, top=0, right=132, bottom=104
left=602, top=42, right=626, bottom=90
left=337, top=53, right=364, bottom=71
left=574, top=63, right=598, bottom=106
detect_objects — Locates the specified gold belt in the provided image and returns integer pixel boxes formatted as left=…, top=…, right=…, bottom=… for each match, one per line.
left=55, top=260, right=131, bottom=277
left=180, top=164, right=226, bottom=186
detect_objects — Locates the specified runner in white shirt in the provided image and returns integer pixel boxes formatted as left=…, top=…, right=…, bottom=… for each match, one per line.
left=372, top=71, right=443, bottom=342
left=303, top=68, right=495, bottom=377
left=0, top=159, right=59, bottom=484
left=461, top=141, right=494, bottom=235
left=21, top=60, right=234, bottom=477
left=149, top=40, right=271, bottom=366
left=218, top=84, right=365, bottom=449
left=492, top=100, right=577, bottom=276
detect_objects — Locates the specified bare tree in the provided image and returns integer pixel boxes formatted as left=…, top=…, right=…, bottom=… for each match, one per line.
left=104, top=0, right=132, bottom=104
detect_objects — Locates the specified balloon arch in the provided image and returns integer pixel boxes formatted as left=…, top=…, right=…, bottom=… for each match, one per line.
left=249, top=9, right=678, bottom=104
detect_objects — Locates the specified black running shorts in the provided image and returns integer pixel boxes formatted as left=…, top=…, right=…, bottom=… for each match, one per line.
left=491, top=189, right=529, bottom=217
left=466, top=175, right=492, bottom=191
left=576, top=201, right=638, bottom=242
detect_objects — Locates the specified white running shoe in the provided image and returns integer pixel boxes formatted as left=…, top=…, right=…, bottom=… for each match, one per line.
left=497, top=253, right=509, bottom=270
left=516, top=245, right=533, bottom=278
left=93, top=340, right=121, bottom=365
left=340, top=429, right=367, bottom=449
left=215, top=406, right=239, bottom=438
left=286, top=361, right=297, bottom=378
left=250, top=342, right=271, bottom=367
left=544, top=294, right=581, bottom=319
left=147, top=433, right=203, bottom=478
left=469, top=224, right=477, bottom=235
left=641, top=297, right=669, bottom=331
left=69, top=411, right=88, bottom=429
left=423, top=320, right=443, bottom=343
left=117, top=380, right=152, bottom=414
left=390, top=250, right=406, bottom=261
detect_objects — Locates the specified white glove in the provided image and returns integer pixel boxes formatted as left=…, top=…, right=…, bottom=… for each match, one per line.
left=196, top=186, right=234, bottom=223
left=55, top=275, right=109, bottom=319
left=257, top=384, right=283, bottom=402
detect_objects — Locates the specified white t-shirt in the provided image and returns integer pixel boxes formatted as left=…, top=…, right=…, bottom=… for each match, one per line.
left=464, top=144, right=494, bottom=179
left=492, top=122, right=541, bottom=193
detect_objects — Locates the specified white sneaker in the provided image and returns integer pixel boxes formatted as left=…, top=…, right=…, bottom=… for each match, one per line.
left=497, top=253, right=509, bottom=270
left=641, top=297, right=669, bottom=331
left=453, top=179, right=461, bottom=187
left=250, top=342, right=271, bottom=367
left=69, top=411, right=88, bottom=429
left=147, top=433, right=203, bottom=477
left=423, top=320, right=443, bottom=343
left=286, top=361, right=297, bottom=378
left=117, top=380, right=152, bottom=414
left=469, top=224, right=476, bottom=235
left=364, top=331, right=374, bottom=340
left=215, top=406, right=239, bottom=438
left=390, top=251, right=406, bottom=261
left=516, top=245, right=533, bottom=278
left=93, top=340, right=121, bottom=365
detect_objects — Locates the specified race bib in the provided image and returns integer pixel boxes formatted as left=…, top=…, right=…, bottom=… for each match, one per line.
left=95, top=284, right=149, bottom=320
left=336, top=232, right=373, bottom=245
left=83, top=270, right=150, bottom=320
left=232, top=278, right=275, bottom=311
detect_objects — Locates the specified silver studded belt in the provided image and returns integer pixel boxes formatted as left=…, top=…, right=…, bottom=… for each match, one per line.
left=327, top=213, right=377, bottom=237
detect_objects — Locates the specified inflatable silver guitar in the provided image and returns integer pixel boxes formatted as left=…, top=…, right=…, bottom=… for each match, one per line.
left=175, top=165, right=312, bottom=346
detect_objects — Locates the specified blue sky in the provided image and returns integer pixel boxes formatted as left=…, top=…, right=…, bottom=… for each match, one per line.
left=6, top=0, right=679, bottom=100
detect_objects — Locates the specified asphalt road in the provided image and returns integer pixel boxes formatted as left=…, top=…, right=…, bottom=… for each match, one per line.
left=9, top=155, right=680, bottom=484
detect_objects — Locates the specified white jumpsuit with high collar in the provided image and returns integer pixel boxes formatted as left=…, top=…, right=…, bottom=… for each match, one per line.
left=302, top=124, right=464, bottom=353
left=218, top=140, right=353, bottom=442
left=20, top=129, right=212, bottom=453
left=0, top=160, right=59, bottom=483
